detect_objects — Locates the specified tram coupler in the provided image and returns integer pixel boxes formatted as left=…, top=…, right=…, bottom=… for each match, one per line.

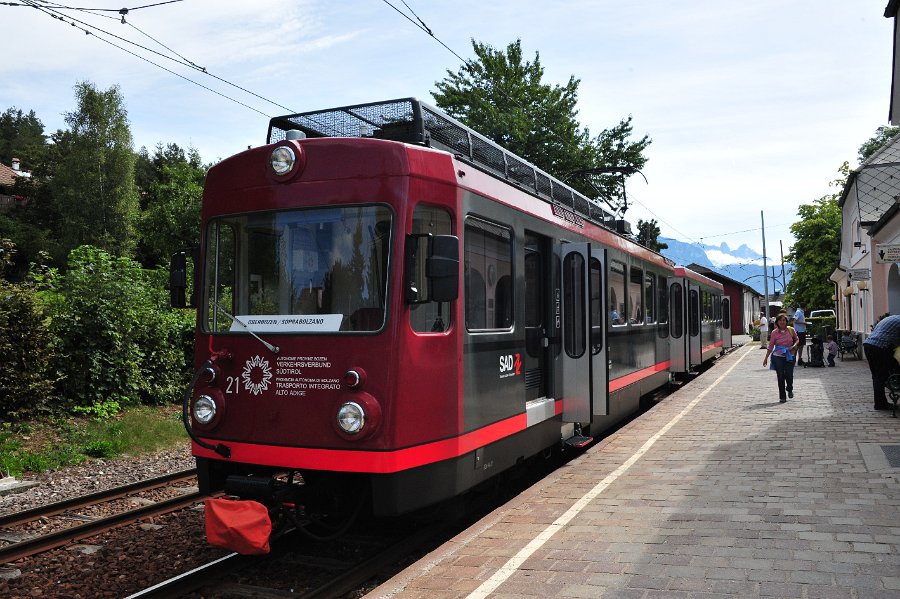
left=224, top=474, right=298, bottom=506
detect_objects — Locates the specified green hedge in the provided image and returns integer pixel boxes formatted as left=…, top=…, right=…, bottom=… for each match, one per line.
left=0, top=279, right=57, bottom=419
left=0, top=246, right=195, bottom=421
left=10, top=245, right=197, bottom=420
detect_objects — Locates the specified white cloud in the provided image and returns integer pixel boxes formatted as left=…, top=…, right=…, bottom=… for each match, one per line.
left=705, top=250, right=766, bottom=269
left=0, top=0, right=893, bottom=257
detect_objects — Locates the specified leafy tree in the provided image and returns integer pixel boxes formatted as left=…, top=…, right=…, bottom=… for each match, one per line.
left=0, top=213, right=62, bottom=281
left=635, top=218, right=668, bottom=252
left=433, top=39, right=650, bottom=212
left=784, top=163, right=846, bottom=309
left=0, top=107, right=46, bottom=169
left=858, top=125, right=900, bottom=162
left=0, top=112, right=71, bottom=279
left=135, top=143, right=206, bottom=267
left=50, top=82, right=139, bottom=257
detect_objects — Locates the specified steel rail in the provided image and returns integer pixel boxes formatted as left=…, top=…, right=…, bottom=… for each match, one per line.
left=0, top=490, right=207, bottom=564
left=123, top=523, right=445, bottom=599
left=122, top=552, right=257, bottom=599
left=0, top=468, right=196, bottom=528
left=295, top=523, right=446, bottom=599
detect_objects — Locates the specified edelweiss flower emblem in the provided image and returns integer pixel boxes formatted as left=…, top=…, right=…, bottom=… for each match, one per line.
left=241, top=355, right=272, bottom=396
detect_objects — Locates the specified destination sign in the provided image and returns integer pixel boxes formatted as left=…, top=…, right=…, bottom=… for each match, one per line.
left=551, top=204, right=585, bottom=228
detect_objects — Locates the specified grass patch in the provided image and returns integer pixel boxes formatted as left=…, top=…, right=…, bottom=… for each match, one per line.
left=0, top=406, right=187, bottom=477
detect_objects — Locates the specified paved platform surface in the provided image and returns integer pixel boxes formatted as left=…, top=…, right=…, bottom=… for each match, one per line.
left=367, top=341, right=900, bottom=599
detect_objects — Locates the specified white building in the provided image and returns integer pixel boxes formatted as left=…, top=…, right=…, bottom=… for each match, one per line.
left=829, top=135, right=900, bottom=336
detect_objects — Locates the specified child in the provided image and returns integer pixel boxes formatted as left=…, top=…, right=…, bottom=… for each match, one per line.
left=826, top=335, right=838, bottom=367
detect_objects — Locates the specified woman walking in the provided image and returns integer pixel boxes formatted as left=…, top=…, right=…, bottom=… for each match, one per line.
left=758, top=311, right=769, bottom=349
left=763, top=313, right=799, bottom=403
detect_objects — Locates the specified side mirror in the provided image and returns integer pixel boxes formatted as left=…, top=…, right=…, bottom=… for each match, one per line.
left=427, top=235, right=459, bottom=302
left=170, top=248, right=199, bottom=309
left=405, top=234, right=459, bottom=304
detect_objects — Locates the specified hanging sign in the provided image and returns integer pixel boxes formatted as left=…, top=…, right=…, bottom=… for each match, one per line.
left=847, top=268, right=870, bottom=280
left=876, top=244, right=900, bottom=263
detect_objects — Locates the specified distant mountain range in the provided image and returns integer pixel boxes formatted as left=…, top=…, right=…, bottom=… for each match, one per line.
left=658, top=237, right=791, bottom=296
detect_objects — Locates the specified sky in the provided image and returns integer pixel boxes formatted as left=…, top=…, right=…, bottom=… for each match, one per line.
left=0, top=1, right=894, bottom=259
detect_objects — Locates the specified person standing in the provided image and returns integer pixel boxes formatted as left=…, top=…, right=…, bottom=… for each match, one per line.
left=793, top=305, right=807, bottom=365
left=758, top=311, right=769, bottom=349
left=763, top=314, right=799, bottom=403
left=862, top=314, right=900, bottom=411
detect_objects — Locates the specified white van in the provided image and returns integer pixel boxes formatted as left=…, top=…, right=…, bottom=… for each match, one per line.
left=809, top=309, right=836, bottom=318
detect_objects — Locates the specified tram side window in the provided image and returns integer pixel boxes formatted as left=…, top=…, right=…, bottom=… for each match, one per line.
left=644, top=272, right=655, bottom=324
left=608, top=260, right=626, bottom=327
left=410, top=205, right=453, bottom=333
left=465, top=218, right=513, bottom=331
left=524, top=250, right=542, bottom=328
left=590, top=257, right=603, bottom=351
left=657, top=274, right=668, bottom=333
left=689, top=289, right=700, bottom=336
left=670, top=282, right=683, bottom=339
left=722, top=297, right=731, bottom=329
left=629, top=266, right=643, bottom=324
left=563, top=252, right=586, bottom=358
left=700, top=290, right=706, bottom=322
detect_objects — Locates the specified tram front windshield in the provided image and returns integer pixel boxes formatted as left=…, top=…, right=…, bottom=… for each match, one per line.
left=204, top=206, right=392, bottom=334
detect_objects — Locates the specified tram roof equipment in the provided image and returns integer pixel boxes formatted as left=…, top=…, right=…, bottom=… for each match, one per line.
left=267, top=98, right=629, bottom=234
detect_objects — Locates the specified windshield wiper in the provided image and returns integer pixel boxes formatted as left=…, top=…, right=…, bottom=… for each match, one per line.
left=214, top=302, right=280, bottom=354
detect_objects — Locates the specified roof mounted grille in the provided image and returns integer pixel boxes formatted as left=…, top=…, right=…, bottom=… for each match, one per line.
left=268, top=98, right=618, bottom=231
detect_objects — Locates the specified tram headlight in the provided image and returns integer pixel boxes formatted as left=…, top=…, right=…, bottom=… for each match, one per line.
left=193, top=395, right=217, bottom=425
left=269, top=146, right=296, bottom=176
left=336, top=402, right=365, bottom=434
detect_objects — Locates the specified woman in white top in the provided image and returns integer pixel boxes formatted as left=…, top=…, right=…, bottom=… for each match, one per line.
left=758, top=311, right=769, bottom=349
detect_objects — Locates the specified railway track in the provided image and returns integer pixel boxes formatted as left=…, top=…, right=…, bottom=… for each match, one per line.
left=125, top=518, right=452, bottom=599
left=0, top=469, right=204, bottom=563
left=124, top=449, right=582, bottom=598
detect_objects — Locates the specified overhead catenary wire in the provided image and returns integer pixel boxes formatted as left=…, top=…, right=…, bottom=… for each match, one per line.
left=18, top=0, right=296, bottom=116
left=29, top=0, right=184, bottom=11
left=378, top=0, right=469, bottom=65
left=626, top=191, right=793, bottom=272
left=20, top=0, right=273, bottom=118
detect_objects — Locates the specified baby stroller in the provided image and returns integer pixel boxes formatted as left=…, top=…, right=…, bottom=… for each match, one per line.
left=804, top=337, right=826, bottom=368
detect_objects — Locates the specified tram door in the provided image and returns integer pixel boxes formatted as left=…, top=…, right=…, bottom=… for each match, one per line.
left=721, top=296, right=733, bottom=348
left=668, top=279, right=687, bottom=372
left=687, top=285, right=702, bottom=367
left=589, top=248, right=608, bottom=417
left=559, top=243, right=607, bottom=422
left=524, top=233, right=551, bottom=402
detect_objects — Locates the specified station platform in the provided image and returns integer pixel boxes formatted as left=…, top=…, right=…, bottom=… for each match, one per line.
left=367, top=340, right=900, bottom=598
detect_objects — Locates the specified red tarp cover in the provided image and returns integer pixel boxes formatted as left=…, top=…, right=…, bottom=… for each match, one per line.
left=205, top=497, right=271, bottom=555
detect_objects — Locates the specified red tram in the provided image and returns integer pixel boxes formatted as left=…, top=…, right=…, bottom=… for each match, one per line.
left=172, top=98, right=727, bottom=545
